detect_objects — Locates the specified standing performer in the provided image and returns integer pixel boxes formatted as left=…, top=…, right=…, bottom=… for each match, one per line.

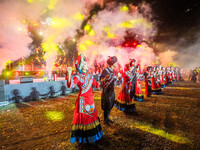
left=171, top=67, right=176, bottom=82
left=130, top=59, right=137, bottom=100
left=162, top=67, right=167, bottom=85
left=191, top=68, right=198, bottom=83
left=197, top=67, right=200, bottom=84
left=100, top=56, right=118, bottom=124
left=114, top=59, right=136, bottom=113
left=159, top=67, right=165, bottom=88
left=66, top=54, right=103, bottom=144
left=166, top=67, right=173, bottom=85
left=152, top=67, right=162, bottom=94
left=178, top=68, right=184, bottom=81
left=188, top=69, right=193, bottom=81
left=135, top=64, right=144, bottom=101
left=144, top=66, right=152, bottom=97
left=175, top=67, right=179, bottom=82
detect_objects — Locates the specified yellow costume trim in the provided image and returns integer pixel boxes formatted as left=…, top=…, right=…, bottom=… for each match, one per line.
left=116, top=99, right=135, bottom=105
left=135, top=94, right=144, bottom=97
left=71, top=119, right=100, bottom=131
left=152, top=88, right=161, bottom=90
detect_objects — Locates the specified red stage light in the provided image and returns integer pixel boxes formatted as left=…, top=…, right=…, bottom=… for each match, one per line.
left=122, top=39, right=139, bottom=48
left=132, top=41, right=138, bottom=47
left=125, top=43, right=129, bottom=47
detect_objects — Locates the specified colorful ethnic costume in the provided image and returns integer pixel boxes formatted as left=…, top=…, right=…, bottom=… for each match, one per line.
left=167, top=69, right=173, bottom=85
left=159, top=70, right=165, bottom=88
left=66, top=54, right=103, bottom=143
left=151, top=70, right=162, bottom=95
left=178, top=69, right=184, bottom=81
left=135, top=66, right=144, bottom=101
left=144, top=68, right=152, bottom=97
left=130, top=69, right=137, bottom=100
left=172, top=70, right=176, bottom=82
left=115, top=69, right=136, bottom=112
left=162, top=68, right=167, bottom=85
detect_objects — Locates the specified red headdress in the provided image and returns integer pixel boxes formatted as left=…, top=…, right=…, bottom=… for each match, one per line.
left=75, top=54, right=86, bottom=73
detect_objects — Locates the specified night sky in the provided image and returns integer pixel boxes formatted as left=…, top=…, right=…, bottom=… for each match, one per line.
left=118, top=0, right=200, bottom=35
left=150, top=0, right=200, bottom=32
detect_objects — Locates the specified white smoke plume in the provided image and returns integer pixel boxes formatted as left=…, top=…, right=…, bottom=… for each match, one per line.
left=156, top=30, right=200, bottom=69
left=175, top=33, right=200, bottom=69
left=158, top=50, right=177, bottom=67
left=0, top=0, right=98, bottom=76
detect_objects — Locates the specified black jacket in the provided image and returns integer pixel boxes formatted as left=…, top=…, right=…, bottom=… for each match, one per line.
left=100, top=67, right=116, bottom=111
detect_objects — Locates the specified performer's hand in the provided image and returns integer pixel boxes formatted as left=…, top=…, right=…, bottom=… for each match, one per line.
left=67, top=67, right=72, bottom=75
left=105, top=75, right=110, bottom=80
left=66, top=67, right=72, bottom=83
left=100, top=75, right=110, bottom=84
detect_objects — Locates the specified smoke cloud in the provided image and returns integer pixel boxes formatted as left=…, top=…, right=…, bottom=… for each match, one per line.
left=0, top=0, right=32, bottom=73
left=156, top=29, right=200, bottom=69
left=0, top=0, right=97, bottom=76
left=78, top=2, right=157, bottom=70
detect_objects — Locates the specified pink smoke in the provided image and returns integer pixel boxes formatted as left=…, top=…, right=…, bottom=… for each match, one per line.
left=0, top=1, right=32, bottom=73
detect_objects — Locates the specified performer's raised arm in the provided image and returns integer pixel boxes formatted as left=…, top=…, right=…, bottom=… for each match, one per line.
left=65, top=67, right=72, bottom=88
left=65, top=67, right=80, bottom=88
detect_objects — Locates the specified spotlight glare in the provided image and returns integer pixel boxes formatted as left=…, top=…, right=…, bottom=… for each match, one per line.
left=39, top=31, right=43, bottom=35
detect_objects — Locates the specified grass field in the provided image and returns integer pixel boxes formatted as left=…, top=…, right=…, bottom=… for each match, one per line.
left=0, top=81, right=200, bottom=150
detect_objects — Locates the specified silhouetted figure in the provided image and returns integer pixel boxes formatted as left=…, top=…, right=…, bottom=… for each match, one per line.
left=23, top=87, right=40, bottom=102
left=60, top=82, right=67, bottom=95
left=30, top=87, right=40, bottom=100
left=9, top=89, right=23, bottom=103
left=191, top=68, right=198, bottom=83
left=48, top=86, right=56, bottom=98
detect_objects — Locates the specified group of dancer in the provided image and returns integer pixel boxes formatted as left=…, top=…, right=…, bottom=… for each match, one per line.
left=115, top=62, right=184, bottom=113
left=65, top=54, right=184, bottom=147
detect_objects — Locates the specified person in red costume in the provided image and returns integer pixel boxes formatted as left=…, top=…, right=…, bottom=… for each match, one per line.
left=152, top=67, right=162, bottom=94
left=114, top=59, right=136, bottom=113
left=178, top=68, right=184, bottom=81
left=135, top=64, right=144, bottom=101
left=167, top=67, right=173, bottom=85
left=158, top=66, right=165, bottom=88
left=171, top=66, right=176, bottom=82
left=162, top=67, right=167, bottom=85
left=144, top=66, right=152, bottom=97
left=65, top=54, right=103, bottom=144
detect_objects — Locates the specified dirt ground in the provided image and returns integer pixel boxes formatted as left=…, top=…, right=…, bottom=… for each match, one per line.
left=0, top=81, right=200, bottom=150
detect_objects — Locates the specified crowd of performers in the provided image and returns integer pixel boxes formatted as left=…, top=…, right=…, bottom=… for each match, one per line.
left=65, top=54, right=184, bottom=147
left=189, top=67, right=200, bottom=83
